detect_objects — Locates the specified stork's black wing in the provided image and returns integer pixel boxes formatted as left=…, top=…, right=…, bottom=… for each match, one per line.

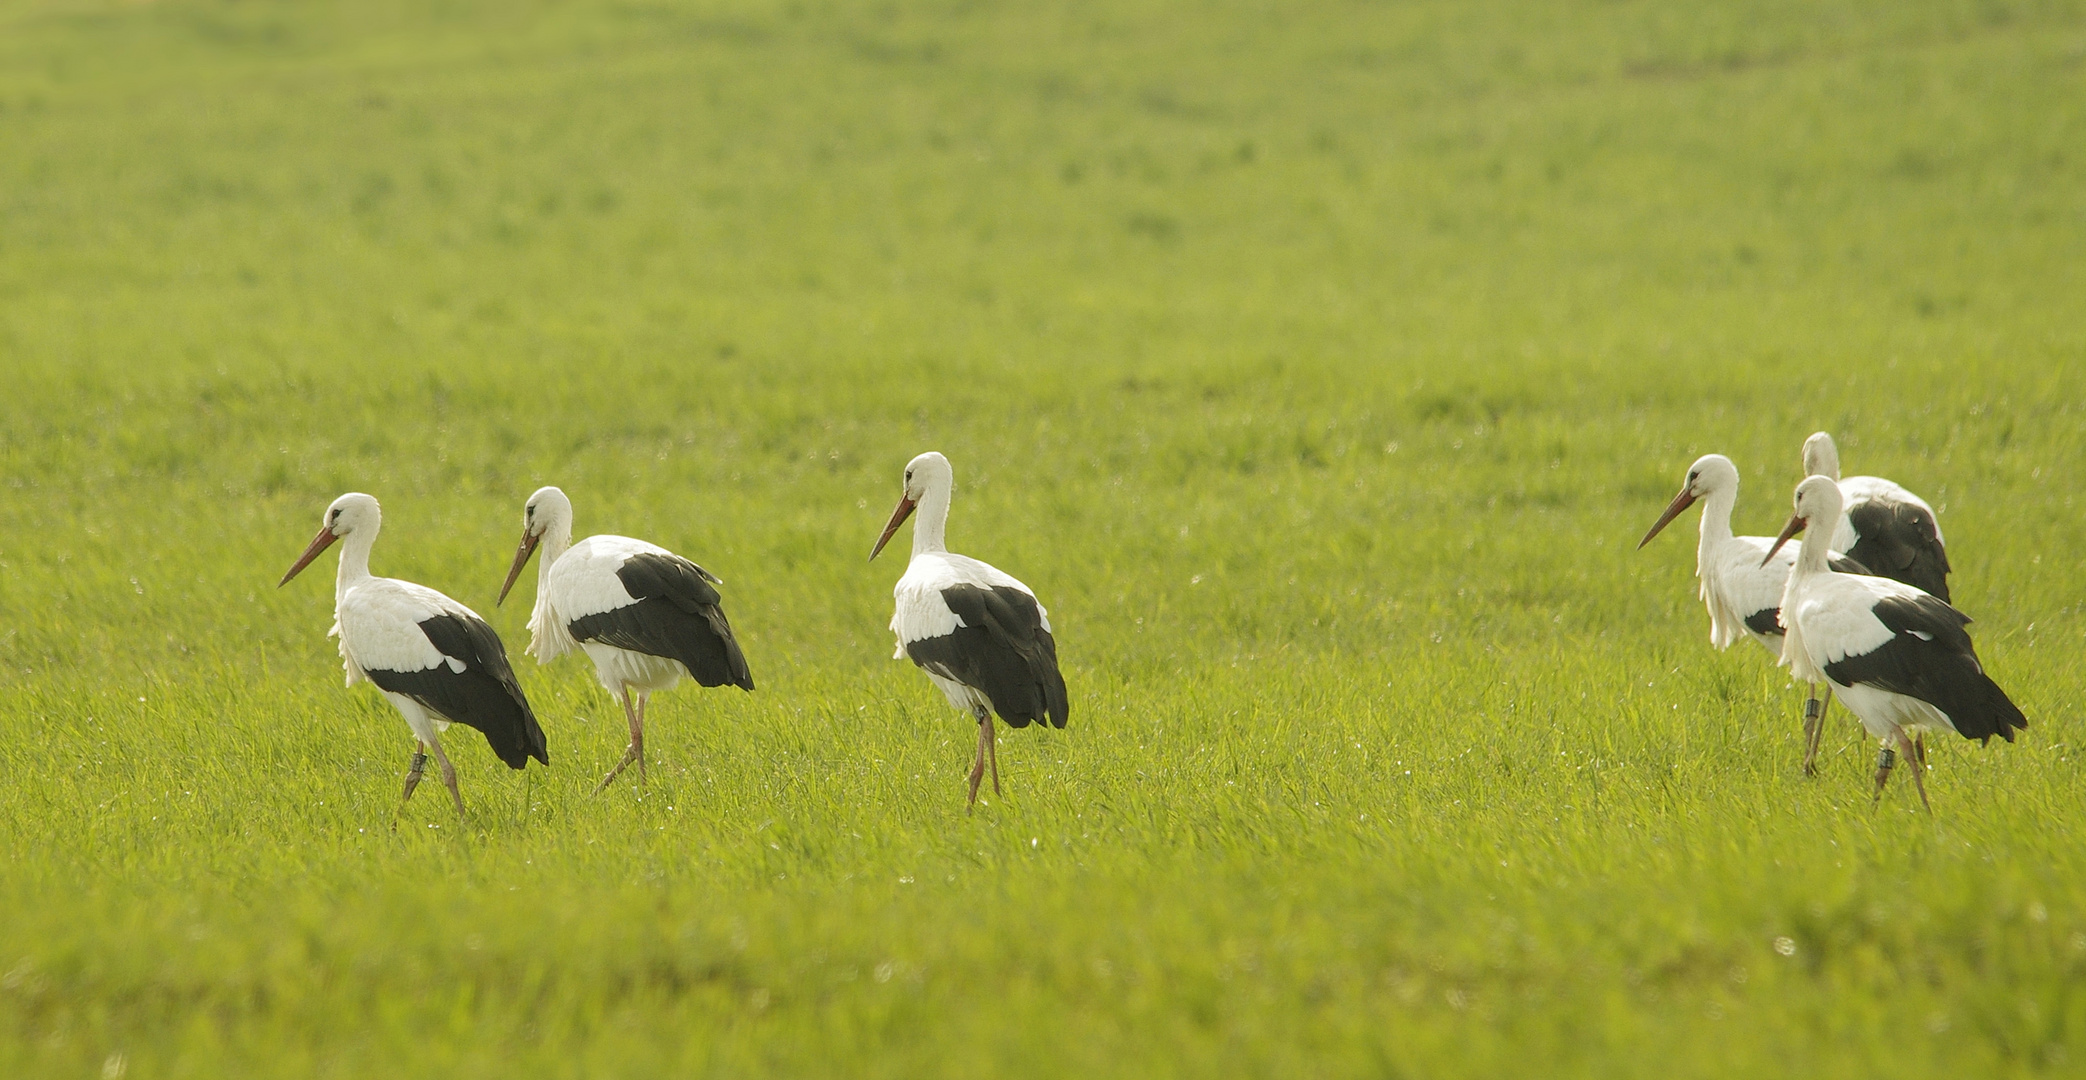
left=1845, top=499, right=1951, bottom=602
left=568, top=552, right=755, bottom=691
left=905, top=584, right=1069, bottom=729
left=1823, top=594, right=2024, bottom=744
left=367, top=612, right=550, bottom=768
left=1828, top=552, right=1873, bottom=577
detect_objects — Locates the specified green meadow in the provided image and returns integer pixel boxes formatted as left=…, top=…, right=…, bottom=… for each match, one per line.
left=2, top=0, right=2085, bottom=1074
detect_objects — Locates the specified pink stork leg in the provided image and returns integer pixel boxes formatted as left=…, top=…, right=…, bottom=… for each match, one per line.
left=426, top=734, right=465, bottom=819
left=595, top=687, right=646, bottom=794
left=986, top=718, right=1003, bottom=798
left=636, top=692, right=651, bottom=783
left=1894, top=728, right=1933, bottom=814
left=1802, top=686, right=1833, bottom=777
left=966, top=705, right=998, bottom=811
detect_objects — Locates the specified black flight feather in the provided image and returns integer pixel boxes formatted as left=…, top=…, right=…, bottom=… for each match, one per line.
left=905, top=584, right=1069, bottom=729
left=566, top=551, right=755, bottom=691
left=366, top=612, right=550, bottom=768
left=1822, top=593, right=2026, bottom=744
left=1844, top=499, right=1951, bottom=602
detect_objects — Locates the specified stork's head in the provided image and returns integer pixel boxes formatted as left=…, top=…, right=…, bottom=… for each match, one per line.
left=522, top=486, right=572, bottom=538
left=499, top=485, right=571, bottom=605
left=1801, top=432, right=1841, bottom=482
left=1638, top=454, right=1738, bottom=549
left=279, top=492, right=379, bottom=586
left=1762, top=475, right=1843, bottom=565
left=870, top=451, right=952, bottom=561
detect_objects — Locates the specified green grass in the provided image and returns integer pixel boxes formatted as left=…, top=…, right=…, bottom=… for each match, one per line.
left=3, top=0, right=2086, bottom=1074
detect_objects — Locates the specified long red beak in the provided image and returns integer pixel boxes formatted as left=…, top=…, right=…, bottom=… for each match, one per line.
left=1637, top=488, right=1698, bottom=549
left=869, top=495, right=917, bottom=561
left=1761, top=515, right=1807, bottom=567
left=279, top=526, right=339, bottom=587
left=497, top=529, right=541, bottom=606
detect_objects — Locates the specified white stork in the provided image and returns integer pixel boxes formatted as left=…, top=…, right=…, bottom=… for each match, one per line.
left=1802, top=432, right=1951, bottom=602
left=869, top=451, right=1068, bottom=810
left=1765, top=476, right=2025, bottom=811
left=1638, top=454, right=1872, bottom=773
left=279, top=492, right=548, bottom=817
left=497, top=486, right=753, bottom=793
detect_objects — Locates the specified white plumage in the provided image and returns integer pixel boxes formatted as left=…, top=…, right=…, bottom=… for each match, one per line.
left=1638, top=453, right=1863, bottom=772
left=1802, top=432, right=1951, bottom=601
left=337, top=578, right=472, bottom=687
left=499, top=486, right=753, bottom=792
left=526, top=535, right=671, bottom=662
left=1769, top=476, right=2025, bottom=811
left=1778, top=575, right=1909, bottom=687
left=871, top=451, right=1068, bottom=809
left=892, top=550, right=1053, bottom=716
left=546, top=536, right=695, bottom=704
left=1698, top=533, right=1800, bottom=655
left=280, top=492, right=547, bottom=818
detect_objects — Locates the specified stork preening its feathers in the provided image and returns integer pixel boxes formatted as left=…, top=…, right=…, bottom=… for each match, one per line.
left=1765, top=476, right=2024, bottom=811
left=1638, top=454, right=1872, bottom=773
left=1802, top=432, right=1951, bottom=602
left=870, top=452, right=1068, bottom=810
left=279, top=493, right=548, bottom=818
left=498, top=486, right=753, bottom=793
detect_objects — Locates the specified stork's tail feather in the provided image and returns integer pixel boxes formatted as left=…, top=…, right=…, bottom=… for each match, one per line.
left=1953, top=674, right=2028, bottom=745
left=477, top=702, right=549, bottom=769
left=1038, top=630, right=1069, bottom=729
left=723, top=635, right=755, bottom=692
left=688, top=608, right=755, bottom=691
left=1043, top=665, right=1069, bottom=729
left=522, top=710, right=551, bottom=766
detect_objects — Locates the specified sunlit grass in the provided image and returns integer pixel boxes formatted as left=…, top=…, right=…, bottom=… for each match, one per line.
left=2, top=0, right=2085, bottom=1075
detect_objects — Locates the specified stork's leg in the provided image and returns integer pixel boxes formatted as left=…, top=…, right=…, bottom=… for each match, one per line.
left=401, top=742, right=429, bottom=802
left=1801, top=689, right=1827, bottom=777
left=427, top=735, right=465, bottom=819
left=635, top=692, right=650, bottom=784
left=1896, top=729, right=1932, bottom=814
left=1914, top=733, right=1927, bottom=770
left=1872, top=745, right=1897, bottom=803
left=594, top=687, right=645, bottom=795
left=966, top=707, right=993, bottom=812
left=986, top=715, right=1003, bottom=798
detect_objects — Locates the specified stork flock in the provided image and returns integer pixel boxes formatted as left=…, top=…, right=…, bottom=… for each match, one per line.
left=1638, top=432, right=2023, bottom=812
left=279, top=451, right=1061, bottom=816
left=273, top=431, right=2021, bottom=821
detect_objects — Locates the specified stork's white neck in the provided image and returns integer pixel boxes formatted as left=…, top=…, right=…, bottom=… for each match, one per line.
left=911, top=476, right=952, bottom=558
left=1791, top=482, right=1842, bottom=580
left=334, top=526, right=376, bottom=606
left=1794, top=518, right=1833, bottom=577
left=1803, top=437, right=1842, bottom=482
left=534, top=514, right=573, bottom=608
left=1695, top=484, right=1737, bottom=566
